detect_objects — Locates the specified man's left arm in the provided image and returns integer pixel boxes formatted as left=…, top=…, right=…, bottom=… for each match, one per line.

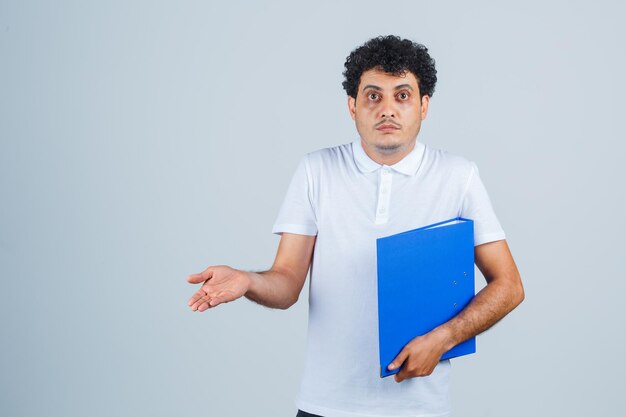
left=390, top=239, right=525, bottom=383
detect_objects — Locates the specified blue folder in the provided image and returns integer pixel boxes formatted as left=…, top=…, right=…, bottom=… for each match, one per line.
left=376, top=217, right=476, bottom=378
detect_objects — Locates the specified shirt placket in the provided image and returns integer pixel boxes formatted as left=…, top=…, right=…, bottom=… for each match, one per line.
left=375, top=166, right=392, bottom=224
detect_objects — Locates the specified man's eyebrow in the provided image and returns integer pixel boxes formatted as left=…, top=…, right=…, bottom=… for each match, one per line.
left=361, top=84, right=414, bottom=91
left=362, top=84, right=382, bottom=91
left=394, top=84, right=414, bottom=91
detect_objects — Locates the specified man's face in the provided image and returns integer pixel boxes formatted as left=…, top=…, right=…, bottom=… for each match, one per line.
left=348, top=67, right=429, bottom=156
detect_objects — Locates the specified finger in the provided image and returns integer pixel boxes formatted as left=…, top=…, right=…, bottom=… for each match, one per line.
left=193, top=289, right=230, bottom=311
left=196, top=299, right=211, bottom=311
left=395, top=360, right=413, bottom=383
left=187, top=288, right=208, bottom=306
left=189, top=291, right=211, bottom=311
left=187, top=267, right=214, bottom=284
left=203, top=291, right=230, bottom=309
left=388, top=348, right=408, bottom=372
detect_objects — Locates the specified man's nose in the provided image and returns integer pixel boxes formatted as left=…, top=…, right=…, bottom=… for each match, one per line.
left=379, top=97, right=396, bottom=118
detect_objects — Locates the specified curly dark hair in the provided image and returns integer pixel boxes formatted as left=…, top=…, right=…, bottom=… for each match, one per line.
left=342, top=35, right=437, bottom=99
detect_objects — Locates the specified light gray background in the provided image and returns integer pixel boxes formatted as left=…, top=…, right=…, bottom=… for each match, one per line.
left=1, top=1, right=624, bottom=416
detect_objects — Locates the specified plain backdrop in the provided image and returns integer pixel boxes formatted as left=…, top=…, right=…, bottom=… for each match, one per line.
left=1, top=1, right=625, bottom=416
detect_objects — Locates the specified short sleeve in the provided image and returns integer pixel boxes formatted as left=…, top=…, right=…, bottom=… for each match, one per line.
left=459, top=161, right=506, bottom=246
left=271, top=154, right=318, bottom=236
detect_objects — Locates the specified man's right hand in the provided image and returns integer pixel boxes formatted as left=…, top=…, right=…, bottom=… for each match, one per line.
left=186, top=265, right=251, bottom=311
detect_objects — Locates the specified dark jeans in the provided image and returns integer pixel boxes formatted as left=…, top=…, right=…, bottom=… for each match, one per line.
left=296, top=410, right=323, bottom=417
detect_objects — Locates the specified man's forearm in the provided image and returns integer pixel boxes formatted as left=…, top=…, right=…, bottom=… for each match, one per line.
left=243, top=269, right=298, bottom=310
left=435, top=279, right=524, bottom=351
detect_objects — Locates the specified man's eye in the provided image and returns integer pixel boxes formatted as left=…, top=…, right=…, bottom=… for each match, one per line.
left=368, top=93, right=379, bottom=100
left=398, top=92, right=409, bottom=100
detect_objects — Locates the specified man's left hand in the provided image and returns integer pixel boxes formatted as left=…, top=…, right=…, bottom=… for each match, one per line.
left=388, top=328, right=449, bottom=383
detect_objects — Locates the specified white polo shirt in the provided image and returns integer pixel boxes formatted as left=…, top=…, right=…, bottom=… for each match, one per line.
left=272, top=137, right=506, bottom=417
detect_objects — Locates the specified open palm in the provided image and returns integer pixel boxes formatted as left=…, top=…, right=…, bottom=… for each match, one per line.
left=187, top=265, right=250, bottom=311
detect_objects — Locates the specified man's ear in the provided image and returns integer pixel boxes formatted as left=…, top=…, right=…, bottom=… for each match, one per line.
left=420, top=95, right=430, bottom=120
left=348, top=96, right=357, bottom=121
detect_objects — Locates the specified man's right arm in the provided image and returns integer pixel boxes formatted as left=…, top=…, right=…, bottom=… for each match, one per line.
left=244, top=232, right=316, bottom=310
left=187, top=232, right=316, bottom=311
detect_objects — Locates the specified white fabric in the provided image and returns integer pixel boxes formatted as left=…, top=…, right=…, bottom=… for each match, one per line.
left=272, top=137, right=506, bottom=417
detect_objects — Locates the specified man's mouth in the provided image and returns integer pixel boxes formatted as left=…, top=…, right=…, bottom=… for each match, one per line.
left=376, top=124, right=400, bottom=132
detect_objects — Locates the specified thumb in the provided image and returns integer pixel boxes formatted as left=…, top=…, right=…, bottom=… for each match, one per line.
left=187, top=267, right=214, bottom=284
left=387, top=347, right=409, bottom=371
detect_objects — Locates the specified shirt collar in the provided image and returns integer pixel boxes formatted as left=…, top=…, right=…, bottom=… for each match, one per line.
left=352, top=137, right=426, bottom=176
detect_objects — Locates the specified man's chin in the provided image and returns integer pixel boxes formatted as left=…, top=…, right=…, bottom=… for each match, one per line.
left=373, top=141, right=403, bottom=154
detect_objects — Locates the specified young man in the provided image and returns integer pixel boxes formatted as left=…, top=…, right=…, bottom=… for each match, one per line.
left=187, top=35, right=524, bottom=417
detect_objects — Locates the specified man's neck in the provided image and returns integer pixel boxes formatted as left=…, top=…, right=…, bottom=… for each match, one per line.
left=361, top=138, right=417, bottom=166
